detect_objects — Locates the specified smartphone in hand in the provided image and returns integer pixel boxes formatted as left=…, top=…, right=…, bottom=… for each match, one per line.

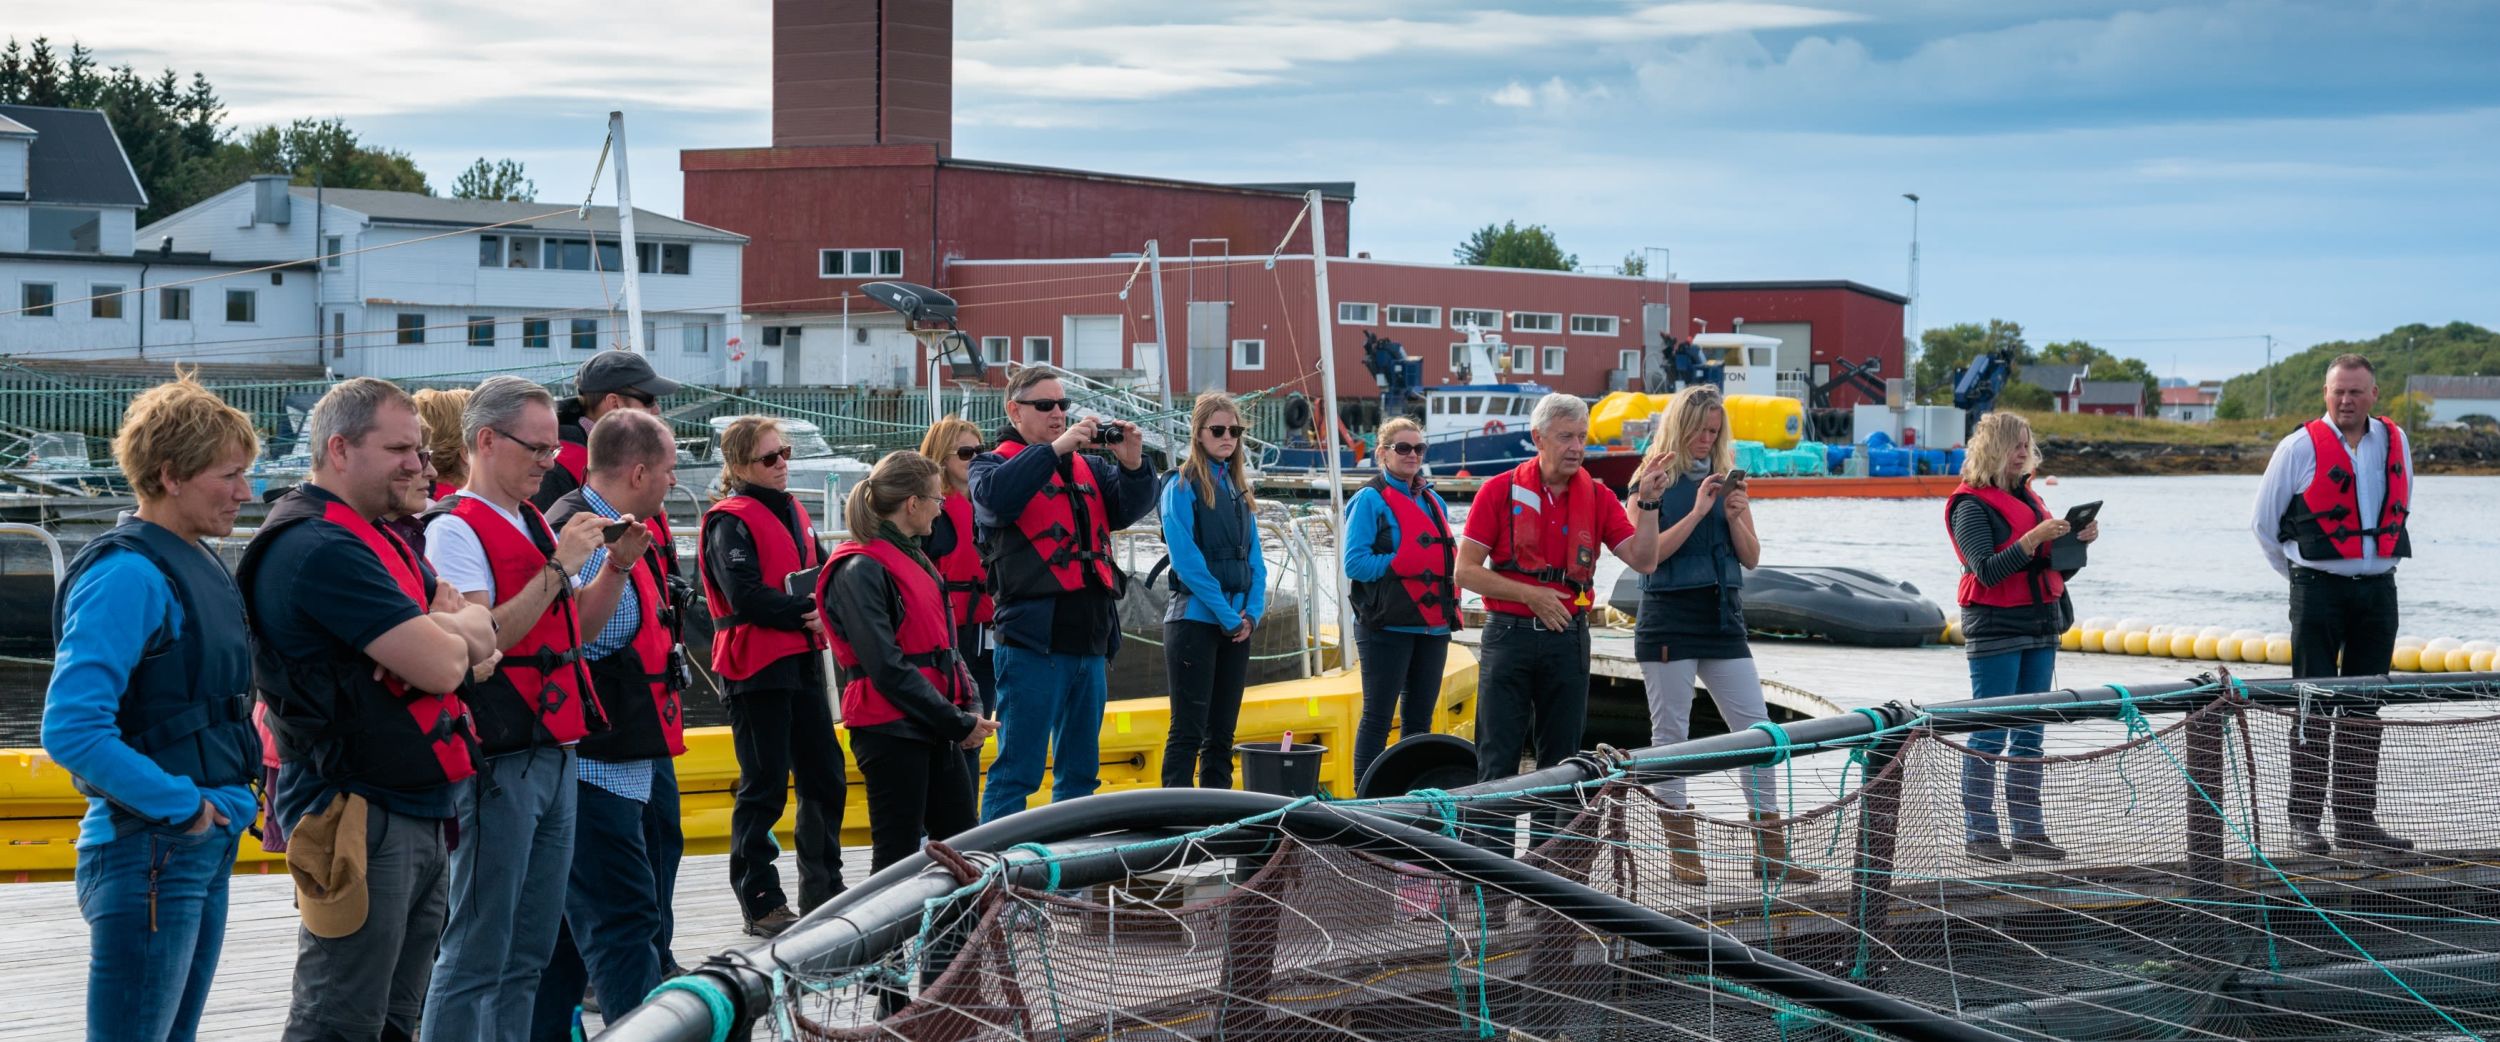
left=602, top=520, right=636, bottom=543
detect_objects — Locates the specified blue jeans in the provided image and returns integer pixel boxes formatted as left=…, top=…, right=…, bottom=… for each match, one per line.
left=76, top=820, right=241, bottom=1042
left=529, top=760, right=682, bottom=1040
left=422, top=745, right=577, bottom=1042
left=979, top=645, right=1108, bottom=823
left=1960, top=647, right=2058, bottom=842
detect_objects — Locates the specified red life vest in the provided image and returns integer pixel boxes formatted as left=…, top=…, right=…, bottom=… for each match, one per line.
left=1351, top=475, right=1460, bottom=630
left=2278, top=417, right=2412, bottom=561
left=429, top=481, right=459, bottom=501
left=986, top=438, right=1119, bottom=598
left=1947, top=481, right=2068, bottom=608
left=554, top=440, right=588, bottom=486
left=699, top=492, right=826, bottom=681
left=440, top=495, right=597, bottom=752
left=934, top=492, right=993, bottom=625
left=818, top=539, right=970, bottom=728
left=1487, top=459, right=1603, bottom=616
left=547, top=493, right=687, bottom=761
left=240, top=488, right=478, bottom=789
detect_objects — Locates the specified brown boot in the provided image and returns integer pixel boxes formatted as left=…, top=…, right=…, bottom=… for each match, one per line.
left=1749, top=811, right=1822, bottom=885
left=1655, top=809, right=1708, bottom=886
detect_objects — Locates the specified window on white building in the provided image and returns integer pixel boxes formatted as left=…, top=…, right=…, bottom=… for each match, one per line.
left=1510, top=312, right=1560, bottom=334
left=397, top=313, right=425, bottom=345
left=467, top=317, right=495, bottom=348
left=477, top=235, right=500, bottom=267
left=160, top=287, right=189, bottom=321
left=28, top=208, right=101, bottom=253
left=1024, top=336, right=1053, bottom=364
left=91, top=285, right=124, bottom=320
left=332, top=313, right=346, bottom=355
left=324, top=236, right=344, bottom=269
left=682, top=319, right=712, bottom=354
left=1385, top=305, right=1440, bottom=327
left=226, top=289, right=256, bottom=324
left=523, top=319, right=550, bottom=349
left=1544, top=346, right=1567, bottom=374
left=1510, top=345, right=1534, bottom=373
left=981, top=336, right=1012, bottom=364
left=507, top=237, right=539, bottom=269
left=20, top=283, right=54, bottom=317
left=1569, top=314, right=1619, bottom=336
left=662, top=244, right=691, bottom=275
left=1233, top=339, right=1266, bottom=370
left=571, top=319, right=599, bottom=351
left=820, top=248, right=905, bottom=278
left=1449, top=308, right=1500, bottom=331
left=1618, top=349, right=1639, bottom=373
left=1337, top=302, right=1377, bottom=325
left=632, top=242, right=694, bottom=275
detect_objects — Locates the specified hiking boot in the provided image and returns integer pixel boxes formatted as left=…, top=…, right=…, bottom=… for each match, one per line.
left=2288, top=821, right=2332, bottom=856
left=744, top=905, right=802, bottom=938
left=1749, top=811, right=1821, bottom=885
left=1966, top=837, right=2014, bottom=863
left=1655, top=809, right=1708, bottom=886
left=2335, top=820, right=2416, bottom=854
left=2008, top=836, right=2069, bottom=862
left=581, top=984, right=600, bottom=1015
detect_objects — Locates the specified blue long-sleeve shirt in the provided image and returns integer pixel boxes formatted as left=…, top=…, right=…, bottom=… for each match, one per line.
left=1343, top=480, right=1456, bottom=636
left=1157, top=463, right=1267, bottom=628
left=42, top=549, right=259, bottom=846
left=968, top=432, right=1159, bottom=655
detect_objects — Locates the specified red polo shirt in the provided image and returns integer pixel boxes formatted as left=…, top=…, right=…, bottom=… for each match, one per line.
left=1460, top=465, right=1636, bottom=618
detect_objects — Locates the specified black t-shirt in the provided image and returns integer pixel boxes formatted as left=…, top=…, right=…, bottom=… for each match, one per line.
left=251, top=484, right=457, bottom=825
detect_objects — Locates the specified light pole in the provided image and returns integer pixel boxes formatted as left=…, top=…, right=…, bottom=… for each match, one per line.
left=1902, top=193, right=1920, bottom=398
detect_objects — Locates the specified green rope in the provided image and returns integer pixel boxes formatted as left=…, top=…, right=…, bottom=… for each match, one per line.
left=1011, top=842, right=1061, bottom=891
left=645, top=975, right=738, bottom=1042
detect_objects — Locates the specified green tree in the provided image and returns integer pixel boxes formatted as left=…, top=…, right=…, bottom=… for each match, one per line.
left=1913, top=320, right=2031, bottom=404
left=2217, top=322, right=2500, bottom=419
left=1618, top=251, right=1647, bottom=277
left=209, top=118, right=431, bottom=195
left=1454, top=221, right=1577, bottom=271
left=2214, top=394, right=2252, bottom=421
left=2383, top=391, right=2433, bottom=429
left=451, top=157, right=535, bottom=201
left=1998, top=381, right=2054, bottom=411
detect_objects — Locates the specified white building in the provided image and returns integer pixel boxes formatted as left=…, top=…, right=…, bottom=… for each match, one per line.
left=1, top=104, right=316, bottom=364
left=141, top=179, right=749, bottom=385
left=2404, top=375, right=2500, bottom=426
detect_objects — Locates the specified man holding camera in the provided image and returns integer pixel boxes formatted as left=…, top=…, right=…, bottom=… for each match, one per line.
left=970, top=369, right=1157, bottom=822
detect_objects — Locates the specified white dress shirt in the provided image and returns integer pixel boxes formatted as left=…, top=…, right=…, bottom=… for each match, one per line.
left=2250, top=414, right=2410, bottom=579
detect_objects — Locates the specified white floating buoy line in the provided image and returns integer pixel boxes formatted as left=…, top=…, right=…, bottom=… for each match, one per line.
left=1934, top=618, right=2496, bottom=672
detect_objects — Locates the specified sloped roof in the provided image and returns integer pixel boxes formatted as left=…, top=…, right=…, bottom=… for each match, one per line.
left=2019, top=363, right=2087, bottom=393
left=0, top=113, right=34, bottom=136
left=2160, top=386, right=2217, bottom=405
left=287, top=186, right=746, bottom=242
left=2079, top=380, right=2144, bottom=405
left=2405, top=375, right=2500, bottom=400
left=0, top=103, right=146, bottom=207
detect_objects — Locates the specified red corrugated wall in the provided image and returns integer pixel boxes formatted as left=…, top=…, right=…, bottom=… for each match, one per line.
left=1687, top=286, right=1906, bottom=408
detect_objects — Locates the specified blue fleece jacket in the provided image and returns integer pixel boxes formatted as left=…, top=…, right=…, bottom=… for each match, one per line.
left=1157, top=462, right=1267, bottom=628
left=1343, top=480, right=1456, bottom=636
left=42, top=549, right=259, bottom=846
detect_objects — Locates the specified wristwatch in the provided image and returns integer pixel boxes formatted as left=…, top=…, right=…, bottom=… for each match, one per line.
left=1636, top=498, right=1662, bottom=512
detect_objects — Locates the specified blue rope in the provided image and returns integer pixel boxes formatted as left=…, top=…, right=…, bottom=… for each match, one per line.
left=645, top=976, right=737, bottom=1042
left=1011, top=842, right=1061, bottom=891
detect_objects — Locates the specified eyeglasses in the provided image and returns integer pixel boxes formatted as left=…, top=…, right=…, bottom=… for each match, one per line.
left=953, top=446, right=980, bottom=461
left=752, top=447, right=796, bottom=466
left=491, top=428, right=560, bottom=461
left=1385, top=442, right=1425, bottom=456
left=1014, top=398, right=1072, bottom=413
left=416, top=448, right=435, bottom=467
left=1203, top=425, right=1246, bottom=439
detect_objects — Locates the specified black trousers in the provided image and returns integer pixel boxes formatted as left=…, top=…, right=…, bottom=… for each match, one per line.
left=1468, top=614, right=1593, bottom=854
left=1352, top=624, right=1452, bottom=782
left=1162, top=619, right=1252, bottom=788
left=726, top=684, right=847, bottom=919
left=851, top=728, right=979, bottom=873
left=956, top=624, right=996, bottom=803
left=2286, top=568, right=2400, bottom=828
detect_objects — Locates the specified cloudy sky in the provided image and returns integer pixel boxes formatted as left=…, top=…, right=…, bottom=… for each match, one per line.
left=21, top=0, right=2498, bottom=378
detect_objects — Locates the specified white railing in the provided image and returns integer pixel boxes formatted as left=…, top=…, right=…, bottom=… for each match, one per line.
left=0, top=522, right=66, bottom=592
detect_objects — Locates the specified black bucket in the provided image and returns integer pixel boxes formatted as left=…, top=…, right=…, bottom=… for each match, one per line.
left=1235, top=741, right=1329, bottom=798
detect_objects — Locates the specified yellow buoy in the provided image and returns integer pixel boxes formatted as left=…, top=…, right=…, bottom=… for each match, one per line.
left=1942, top=619, right=1963, bottom=645
left=2265, top=635, right=2292, bottom=666
left=2193, top=634, right=2221, bottom=660
left=2473, top=649, right=2497, bottom=672
left=2446, top=648, right=2475, bottom=672
left=2081, top=625, right=2107, bottom=651
left=2123, top=631, right=2151, bottom=656
left=2169, top=632, right=2202, bottom=658
left=2393, top=646, right=2423, bottom=671
left=2061, top=626, right=2083, bottom=651
left=2241, top=636, right=2271, bottom=663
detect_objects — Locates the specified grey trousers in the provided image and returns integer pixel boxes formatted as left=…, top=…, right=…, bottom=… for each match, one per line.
left=1640, top=657, right=1777, bottom=814
left=282, top=800, right=451, bottom=1042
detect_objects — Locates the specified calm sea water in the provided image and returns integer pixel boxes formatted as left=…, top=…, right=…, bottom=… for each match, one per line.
left=1460, top=474, right=2500, bottom=641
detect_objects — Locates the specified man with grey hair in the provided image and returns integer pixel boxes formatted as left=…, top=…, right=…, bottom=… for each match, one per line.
left=1456, top=392, right=1669, bottom=850
left=420, top=375, right=611, bottom=1041
left=240, top=377, right=501, bottom=1041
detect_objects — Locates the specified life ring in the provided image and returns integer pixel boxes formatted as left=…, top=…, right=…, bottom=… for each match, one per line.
left=1482, top=420, right=1507, bottom=436
left=1282, top=394, right=1313, bottom=431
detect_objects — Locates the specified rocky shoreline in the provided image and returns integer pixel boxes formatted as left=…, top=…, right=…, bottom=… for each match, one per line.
left=2041, top=430, right=2500, bottom=477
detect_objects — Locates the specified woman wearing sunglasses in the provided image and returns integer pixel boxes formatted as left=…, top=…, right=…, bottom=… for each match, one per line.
left=917, top=415, right=995, bottom=791
left=1154, top=392, right=1267, bottom=789
left=695, top=415, right=846, bottom=938
left=1343, top=417, right=1459, bottom=782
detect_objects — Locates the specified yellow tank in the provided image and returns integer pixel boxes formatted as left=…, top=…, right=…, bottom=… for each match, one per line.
left=1725, top=394, right=1805, bottom=450
left=1587, top=391, right=1673, bottom=446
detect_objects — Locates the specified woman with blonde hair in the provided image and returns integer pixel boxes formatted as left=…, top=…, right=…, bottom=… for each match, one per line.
left=917, top=415, right=995, bottom=786
left=696, top=415, right=846, bottom=935
left=1627, top=385, right=1816, bottom=886
left=1343, top=415, right=1459, bottom=780
left=410, top=386, right=471, bottom=497
left=1154, top=392, right=1266, bottom=788
left=816, top=451, right=998, bottom=872
left=44, top=373, right=262, bottom=1038
left=1948, top=411, right=2095, bottom=863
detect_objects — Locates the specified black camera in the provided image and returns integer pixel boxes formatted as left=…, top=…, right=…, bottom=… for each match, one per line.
left=1090, top=419, right=1129, bottom=446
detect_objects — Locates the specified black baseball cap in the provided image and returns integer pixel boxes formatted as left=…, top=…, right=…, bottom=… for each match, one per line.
left=577, top=350, right=682, bottom=399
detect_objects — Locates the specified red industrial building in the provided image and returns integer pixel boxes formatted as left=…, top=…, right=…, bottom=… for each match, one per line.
left=1686, top=281, right=1909, bottom=409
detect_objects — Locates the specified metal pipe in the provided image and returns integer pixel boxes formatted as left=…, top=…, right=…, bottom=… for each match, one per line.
left=0, top=522, right=67, bottom=591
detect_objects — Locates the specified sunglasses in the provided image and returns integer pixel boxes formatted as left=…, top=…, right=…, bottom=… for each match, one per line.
left=1385, top=442, right=1425, bottom=456
left=1203, top=424, right=1246, bottom=439
left=953, top=446, right=980, bottom=461
left=1014, top=398, right=1072, bottom=413
left=616, top=388, right=656, bottom=407
left=416, top=448, right=436, bottom=467
left=752, top=447, right=796, bottom=466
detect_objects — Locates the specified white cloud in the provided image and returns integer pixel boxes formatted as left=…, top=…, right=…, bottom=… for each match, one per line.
left=1488, top=81, right=1536, bottom=108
